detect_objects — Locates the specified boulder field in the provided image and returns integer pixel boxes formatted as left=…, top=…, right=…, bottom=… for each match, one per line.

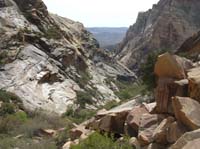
left=65, top=52, right=200, bottom=149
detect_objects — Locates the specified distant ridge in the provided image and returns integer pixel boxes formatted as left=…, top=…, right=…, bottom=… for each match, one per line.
left=87, top=27, right=128, bottom=49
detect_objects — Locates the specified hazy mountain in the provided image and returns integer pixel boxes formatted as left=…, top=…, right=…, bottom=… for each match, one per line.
left=87, top=27, right=128, bottom=49
left=116, top=0, right=200, bottom=71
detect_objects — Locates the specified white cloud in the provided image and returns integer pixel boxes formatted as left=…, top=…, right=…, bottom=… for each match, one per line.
left=43, top=0, right=159, bottom=27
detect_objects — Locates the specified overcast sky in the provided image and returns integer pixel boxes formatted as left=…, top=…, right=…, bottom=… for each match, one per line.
left=43, top=0, right=159, bottom=27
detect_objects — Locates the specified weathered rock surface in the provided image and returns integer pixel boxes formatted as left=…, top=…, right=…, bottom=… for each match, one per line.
left=167, top=121, right=187, bottom=144
left=99, top=111, right=128, bottom=134
left=172, top=96, right=200, bottom=130
left=0, top=0, right=135, bottom=114
left=154, top=52, right=192, bottom=79
left=153, top=116, right=175, bottom=144
left=188, top=67, right=200, bottom=103
left=138, top=114, right=165, bottom=146
left=155, top=77, right=189, bottom=114
left=116, top=0, right=200, bottom=71
left=170, top=129, right=200, bottom=149
left=126, top=105, right=148, bottom=136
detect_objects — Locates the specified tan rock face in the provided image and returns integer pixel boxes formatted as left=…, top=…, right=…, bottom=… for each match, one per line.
left=99, top=111, right=128, bottom=134
left=167, top=122, right=187, bottom=144
left=188, top=67, right=200, bottom=103
left=117, top=0, right=200, bottom=70
left=126, top=105, right=148, bottom=136
left=155, top=77, right=176, bottom=114
left=153, top=116, right=175, bottom=144
left=154, top=53, right=186, bottom=79
left=172, top=96, right=200, bottom=130
left=155, top=77, right=189, bottom=114
left=170, top=129, right=200, bottom=149
left=138, top=114, right=165, bottom=146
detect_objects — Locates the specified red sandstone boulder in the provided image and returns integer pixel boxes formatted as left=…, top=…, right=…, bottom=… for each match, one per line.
left=153, top=116, right=175, bottom=144
left=126, top=105, right=148, bottom=136
left=170, top=129, right=200, bottom=149
left=172, top=96, right=200, bottom=130
left=138, top=113, right=165, bottom=146
left=154, top=52, right=192, bottom=80
left=167, top=121, right=187, bottom=144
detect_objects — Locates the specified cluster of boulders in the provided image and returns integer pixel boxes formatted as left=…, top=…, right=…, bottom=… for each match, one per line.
left=70, top=52, right=200, bottom=149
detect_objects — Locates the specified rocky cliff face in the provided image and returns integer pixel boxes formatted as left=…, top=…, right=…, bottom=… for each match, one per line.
left=117, top=0, right=200, bottom=70
left=0, top=0, right=134, bottom=115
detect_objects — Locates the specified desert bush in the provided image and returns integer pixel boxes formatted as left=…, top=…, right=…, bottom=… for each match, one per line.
left=71, top=132, right=132, bottom=149
left=0, top=137, right=56, bottom=149
left=76, top=91, right=93, bottom=108
left=103, top=100, right=119, bottom=110
left=0, top=103, right=15, bottom=116
left=45, top=26, right=62, bottom=39
left=55, top=128, right=71, bottom=147
left=0, top=113, right=26, bottom=134
left=63, top=108, right=95, bottom=124
left=0, top=90, right=21, bottom=103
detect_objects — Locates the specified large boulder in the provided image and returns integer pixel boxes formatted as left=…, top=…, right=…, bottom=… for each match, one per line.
left=155, top=77, right=188, bottom=114
left=99, top=111, right=128, bottom=134
left=172, top=96, right=200, bottom=130
left=154, top=52, right=192, bottom=79
left=138, top=114, right=165, bottom=146
left=167, top=121, right=187, bottom=144
left=170, top=129, right=200, bottom=149
left=126, top=105, right=148, bottom=136
left=153, top=116, right=175, bottom=144
left=188, top=67, right=200, bottom=103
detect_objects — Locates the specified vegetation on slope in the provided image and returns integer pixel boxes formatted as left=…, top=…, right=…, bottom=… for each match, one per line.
left=71, top=132, right=133, bottom=149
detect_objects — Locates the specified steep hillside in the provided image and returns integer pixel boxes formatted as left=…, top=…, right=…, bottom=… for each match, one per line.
left=0, top=0, right=135, bottom=115
left=87, top=27, right=127, bottom=49
left=116, top=0, right=200, bottom=71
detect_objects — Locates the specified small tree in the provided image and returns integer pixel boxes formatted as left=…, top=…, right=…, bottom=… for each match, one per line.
left=140, top=49, right=170, bottom=90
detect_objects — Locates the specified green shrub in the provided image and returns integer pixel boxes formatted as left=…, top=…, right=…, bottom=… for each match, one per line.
left=76, top=71, right=92, bottom=88
left=45, top=27, right=62, bottom=39
left=14, top=111, right=28, bottom=122
left=103, top=101, right=119, bottom=110
left=55, top=128, right=70, bottom=147
left=0, top=103, right=15, bottom=116
left=115, top=83, right=146, bottom=100
left=0, top=114, right=25, bottom=134
left=63, top=108, right=95, bottom=124
left=0, top=137, right=57, bottom=149
left=17, top=116, right=51, bottom=138
left=76, top=91, right=93, bottom=108
left=0, top=90, right=20, bottom=103
left=71, top=132, right=132, bottom=149
left=0, top=51, right=8, bottom=65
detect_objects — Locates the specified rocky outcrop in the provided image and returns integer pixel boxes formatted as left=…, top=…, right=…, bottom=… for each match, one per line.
left=188, top=67, right=200, bottom=102
left=81, top=52, right=200, bottom=149
left=116, top=0, right=200, bottom=71
left=126, top=105, right=148, bottom=136
left=154, top=53, right=193, bottom=114
left=170, top=129, right=200, bottom=149
left=167, top=122, right=187, bottom=144
left=172, top=96, right=200, bottom=131
left=0, top=0, right=135, bottom=115
left=154, top=52, right=193, bottom=79
left=177, top=30, right=200, bottom=55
